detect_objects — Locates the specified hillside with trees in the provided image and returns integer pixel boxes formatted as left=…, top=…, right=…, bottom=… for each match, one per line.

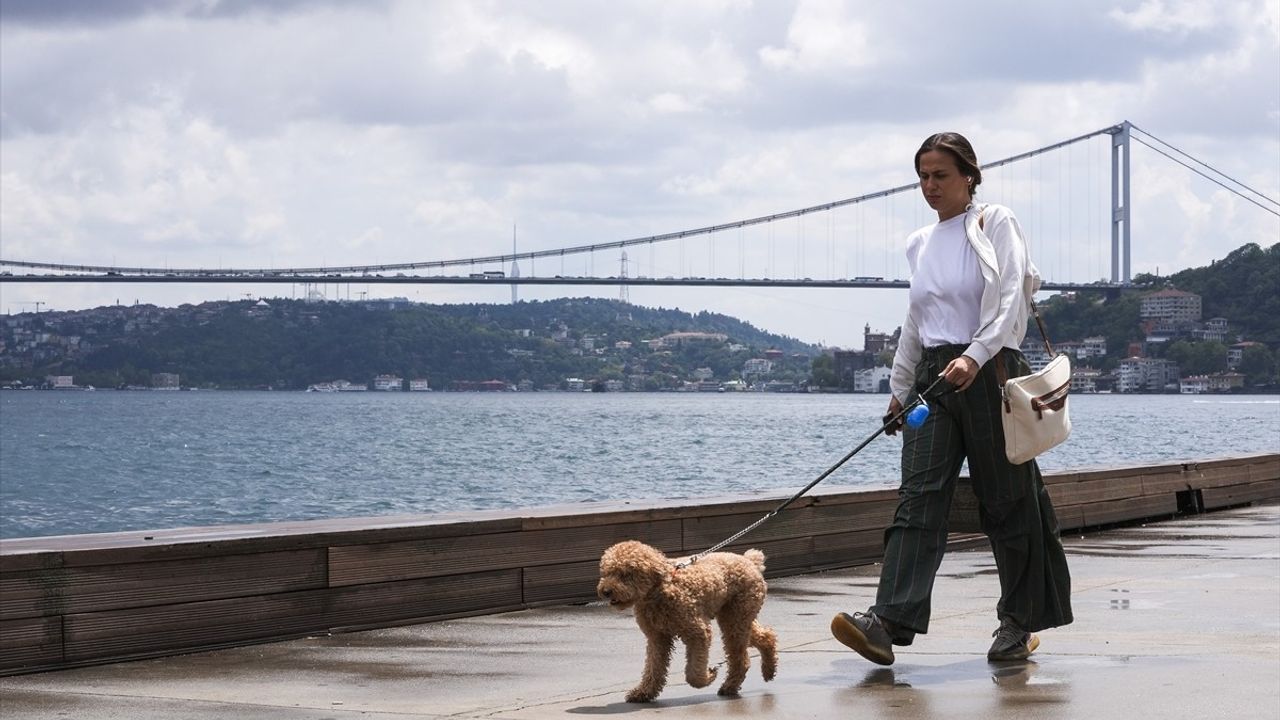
left=1035, top=242, right=1278, bottom=386
left=1, top=297, right=818, bottom=391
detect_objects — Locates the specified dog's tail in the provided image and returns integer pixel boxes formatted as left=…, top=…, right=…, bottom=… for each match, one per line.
left=744, top=548, right=766, bottom=571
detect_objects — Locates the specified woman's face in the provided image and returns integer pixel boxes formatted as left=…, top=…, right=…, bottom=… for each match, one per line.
left=917, top=149, right=970, bottom=220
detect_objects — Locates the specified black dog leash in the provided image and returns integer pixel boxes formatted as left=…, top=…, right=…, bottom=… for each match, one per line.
left=676, top=375, right=953, bottom=569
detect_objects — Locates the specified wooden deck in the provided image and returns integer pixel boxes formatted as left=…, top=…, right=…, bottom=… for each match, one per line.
left=1, top=453, right=1276, bottom=676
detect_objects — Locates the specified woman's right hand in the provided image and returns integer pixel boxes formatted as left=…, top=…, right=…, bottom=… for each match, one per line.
left=883, top=396, right=904, bottom=436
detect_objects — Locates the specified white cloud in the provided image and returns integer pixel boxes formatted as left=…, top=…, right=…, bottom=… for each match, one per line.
left=1, top=0, right=1277, bottom=345
left=759, top=0, right=871, bottom=72
left=1109, top=0, right=1220, bottom=34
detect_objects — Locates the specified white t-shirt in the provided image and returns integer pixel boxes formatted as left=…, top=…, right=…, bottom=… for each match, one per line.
left=906, top=214, right=984, bottom=348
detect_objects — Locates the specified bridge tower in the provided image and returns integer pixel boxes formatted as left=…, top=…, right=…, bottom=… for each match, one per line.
left=510, top=223, right=520, bottom=304
left=619, top=251, right=630, bottom=304
left=1109, top=121, right=1133, bottom=283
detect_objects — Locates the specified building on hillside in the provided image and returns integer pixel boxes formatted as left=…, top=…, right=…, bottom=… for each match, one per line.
left=46, top=375, right=75, bottom=389
left=565, top=377, right=586, bottom=392
left=409, top=379, right=431, bottom=391
left=1193, top=317, right=1230, bottom=343
left=863, top=324, right=894, bottom=354
left=1019, top=339, right=1053, bottom=373
left=1228, top=341, right=1265, bottom=369
left=1080, top=336, right=1107, bottom=360
left=657, top=332, right=727, bottom=348
left=1056, top=338, right=1107, bottom=362
left=1140, top=289, right=1201, bottom=323
left=743, top=358, right=773, bottom=377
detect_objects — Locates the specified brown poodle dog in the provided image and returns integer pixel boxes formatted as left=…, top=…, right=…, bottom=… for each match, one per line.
left=596, top=540, right=779, bottom=702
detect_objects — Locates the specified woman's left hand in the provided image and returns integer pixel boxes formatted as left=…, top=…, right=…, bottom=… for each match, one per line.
left=941, top=355, right=980, bottom=392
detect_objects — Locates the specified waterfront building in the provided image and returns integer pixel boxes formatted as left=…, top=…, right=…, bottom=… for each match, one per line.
left=1070, top=367, right=1102, bottom=393
left=1180, top=372, right=1246, bottom=393
left=451, top=379, right=510, bottom=391
left=565, top=377, right=586, bottom=392
left=46, top=375, right=75, bottom=389
left=409, top=379, right=431, bottom=392
left=1118, top=357, right=1181, bottom=393
left=373, top=375, right=403, bottom=391
left=853, top=366, right=891, bottom=393
left=152, top=372, right=180, bottom=390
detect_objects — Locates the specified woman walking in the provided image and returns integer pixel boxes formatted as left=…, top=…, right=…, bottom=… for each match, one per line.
left=831, top=132, right=1073, bottom=665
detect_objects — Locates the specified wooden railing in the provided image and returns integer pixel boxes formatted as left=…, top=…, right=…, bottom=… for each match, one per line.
left=1, top=453, right=1276, bottom=676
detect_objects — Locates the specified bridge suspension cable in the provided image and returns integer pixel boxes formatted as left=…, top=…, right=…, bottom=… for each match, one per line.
left=1128, top=124, right=1280, bottom=217
left=1, top=124, right=1130, bottom=277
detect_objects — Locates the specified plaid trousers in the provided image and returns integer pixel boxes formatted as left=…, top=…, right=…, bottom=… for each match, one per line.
left=871, top=344, right=1074, bottom=642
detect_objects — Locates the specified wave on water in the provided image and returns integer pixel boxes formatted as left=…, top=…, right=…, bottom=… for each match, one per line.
left=1191, top=399, right=1280, bottom=404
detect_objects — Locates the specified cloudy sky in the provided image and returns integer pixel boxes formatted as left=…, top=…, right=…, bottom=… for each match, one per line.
left=2, top=0, right=1277, bottom=348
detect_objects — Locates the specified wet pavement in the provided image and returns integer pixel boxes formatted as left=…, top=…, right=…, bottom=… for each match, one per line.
left=2, top=502, right=1277, bottom=719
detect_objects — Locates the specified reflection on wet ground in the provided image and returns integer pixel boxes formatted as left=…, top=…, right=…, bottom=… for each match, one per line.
left=0, top=503, right=1274, bottom=720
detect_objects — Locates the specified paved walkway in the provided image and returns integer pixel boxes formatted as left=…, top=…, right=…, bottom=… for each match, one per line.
left=2, top=502, right=1278, bottom=719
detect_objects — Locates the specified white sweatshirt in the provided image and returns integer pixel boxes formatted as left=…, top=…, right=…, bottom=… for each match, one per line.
left=889, top=202, right=1041, bottom=403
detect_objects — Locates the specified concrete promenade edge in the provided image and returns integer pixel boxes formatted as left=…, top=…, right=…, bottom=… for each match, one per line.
left=1, top=502, right=1277, bottom=720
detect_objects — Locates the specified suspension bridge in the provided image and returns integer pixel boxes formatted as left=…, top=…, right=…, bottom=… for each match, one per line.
left=2, top=121, right=1276, bottom=299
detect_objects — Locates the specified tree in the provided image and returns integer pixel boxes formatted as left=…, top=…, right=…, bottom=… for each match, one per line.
left=1238, top=345, right=1277, bottom=387
left=809, top=353, right=839, bottom=388
left=1165, top=341, right=1228, bottom=376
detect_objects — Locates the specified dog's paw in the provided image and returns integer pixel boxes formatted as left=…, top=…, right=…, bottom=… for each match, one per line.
left=717, top=684, right=742, bottom=697
left=687, top=666, right=718, bottom=688
left=625, top=688, right=657, bottom=703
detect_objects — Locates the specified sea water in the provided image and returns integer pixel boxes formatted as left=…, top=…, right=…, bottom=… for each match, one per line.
left=1, top=391, right=1275, bottom=538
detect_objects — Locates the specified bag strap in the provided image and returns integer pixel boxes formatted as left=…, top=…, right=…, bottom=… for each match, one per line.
left=978, top=208, right=1055, bottom=397
left=1030, top=300, right=1054, bottom=356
